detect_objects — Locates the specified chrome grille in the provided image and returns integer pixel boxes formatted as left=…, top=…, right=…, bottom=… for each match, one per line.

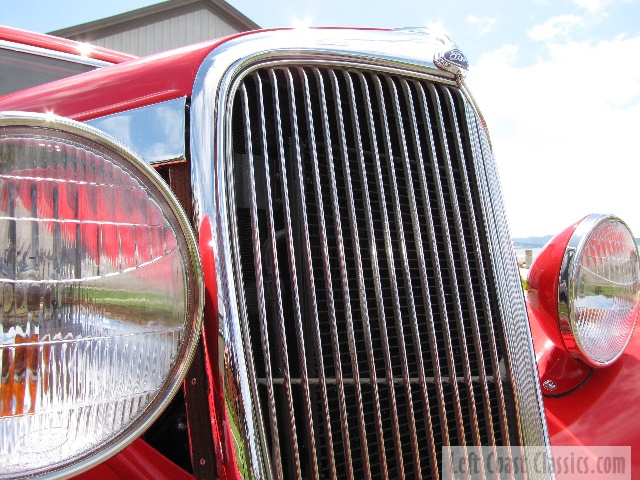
left=229, top=65, right=522, bottom=480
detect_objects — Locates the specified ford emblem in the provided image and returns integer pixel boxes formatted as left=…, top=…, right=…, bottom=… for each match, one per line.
left=434, top=47, right=469, bottom=76
left=444, top=49, right=468, bottom=70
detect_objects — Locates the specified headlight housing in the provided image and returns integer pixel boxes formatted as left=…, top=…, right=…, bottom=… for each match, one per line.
left=559, top=214, right=640, bottom=367
left=0, top=112, right=203, bottom=479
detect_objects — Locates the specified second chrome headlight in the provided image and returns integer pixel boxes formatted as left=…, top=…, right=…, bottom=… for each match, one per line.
left=559, top=214, right=640, bottom=367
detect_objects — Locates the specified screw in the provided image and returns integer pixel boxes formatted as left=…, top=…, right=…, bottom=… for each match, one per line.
left=191, top=378, right=197, bottom=386
left=200, top=458, right=206, bottom=466
left=542, top=379, right=557, bottom=392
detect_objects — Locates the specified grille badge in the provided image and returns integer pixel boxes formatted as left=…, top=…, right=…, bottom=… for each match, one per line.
left=434, top=44, right=469, bottom=76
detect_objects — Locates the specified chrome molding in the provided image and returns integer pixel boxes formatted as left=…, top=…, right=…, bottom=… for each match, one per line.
left=189, top=28, right=552, bottom=479
left=0, top=39, right=112, bottom=68
left=86, top=97, right=187, bottom=166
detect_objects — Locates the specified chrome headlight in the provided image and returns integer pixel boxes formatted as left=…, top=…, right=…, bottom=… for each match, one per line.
left=0, top=112, right=203, bottom=479
left=559, top=214, right=640, bottom=367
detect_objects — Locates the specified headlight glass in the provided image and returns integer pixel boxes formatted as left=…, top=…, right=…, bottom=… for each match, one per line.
left=560, top=214, right=640, bottom=367
left=0, top=113, right=202, bottom=479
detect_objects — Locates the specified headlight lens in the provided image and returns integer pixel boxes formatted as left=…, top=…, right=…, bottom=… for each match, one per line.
left=559, top=214, right=640, bottom=367
left=0, top=112, right=202, bottom=479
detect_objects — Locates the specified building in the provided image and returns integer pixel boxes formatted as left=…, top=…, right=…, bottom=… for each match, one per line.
left=50, top=0, right=259, bottom=57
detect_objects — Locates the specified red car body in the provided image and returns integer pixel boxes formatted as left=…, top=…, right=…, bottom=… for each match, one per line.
left=0, top=25, right=638, bottom=480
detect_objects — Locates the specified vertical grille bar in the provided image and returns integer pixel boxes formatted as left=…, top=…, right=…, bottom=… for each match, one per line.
left=313, top=67, right=372, bottom=480
left=304, top=67, right=355, bottom=479
left=356, top=68, right=410, bottom=476
left=280, top=68, right=321, bottom=480
left=386, top=74, right=449, bottom=477
left=266, top=69, right=303, bottom=479
left=226, top=83, right=271, bottom=478
left=349, top=70, right=408, bottom=480
left=410, top=80, right=468, bottom=447
left=463, top=102, right=550, bottom=453
left=329, top=69, right=391, bottom=480
left=423, top=82, right=482, bottom=446
left=462, top=104, right=519, bottom=433
left=296, top=67, right=338, bottom=480
left=438, top=88, right=497, bottom=447
left=239, top=83, right=283, bottom=480
left=370, top=73, right=423, bottom=479
left=441, top=89, right=511, bottom=445
left=397, top=77, right=452, bottom=457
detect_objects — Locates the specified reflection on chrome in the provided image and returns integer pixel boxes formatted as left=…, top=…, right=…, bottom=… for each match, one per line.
left=87, top=97, right=187, bottom=166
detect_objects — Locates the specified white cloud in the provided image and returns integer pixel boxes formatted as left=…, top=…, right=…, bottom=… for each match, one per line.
left=425, top=21, right=450, bottom=38
left=528, top=15, right=583, bottom=41
left=572, top=0, right=606, bottom=12
left=468, top=35, right=640, bottom=237
left=467, top=15, right=497, bottom=35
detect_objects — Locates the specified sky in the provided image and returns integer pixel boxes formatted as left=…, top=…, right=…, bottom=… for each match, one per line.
left=2, top=0, right=640, bottom=238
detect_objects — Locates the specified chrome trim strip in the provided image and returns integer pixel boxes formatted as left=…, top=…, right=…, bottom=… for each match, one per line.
left=195, top=29, right=456, bottom=90
left=297, top=67, right=338, bottom=480
left=332, top=69, right=391, bottom=480
left=267, top=68, right=303, bottom=479
left=86, top=97, right=187, bottom=166
left=226, top=88, right=271, bottom=479
left=0, top=39, right=112, bottom=68
left=240, top=84, right=284, bottom=480
left=281, top=68, right=320, bottom=479
left=314, top=67, right=372, bottom=480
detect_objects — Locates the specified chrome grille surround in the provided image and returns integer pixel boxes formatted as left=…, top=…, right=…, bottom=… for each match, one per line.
left=190, top=29, right=552, bottom=480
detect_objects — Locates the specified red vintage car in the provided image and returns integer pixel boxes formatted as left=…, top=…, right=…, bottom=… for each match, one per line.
left=0, top=24, right=637, bottom=480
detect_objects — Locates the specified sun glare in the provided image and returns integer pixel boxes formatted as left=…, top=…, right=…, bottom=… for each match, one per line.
left=291, top=15, right=313, bottom=29
left=76, top=43, right=94, bottom=57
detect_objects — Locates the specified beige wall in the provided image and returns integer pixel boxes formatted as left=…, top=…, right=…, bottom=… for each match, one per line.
left=57, top=2, right=253, bottom=56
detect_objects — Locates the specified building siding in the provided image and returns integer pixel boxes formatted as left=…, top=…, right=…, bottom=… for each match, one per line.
left=87, top=6, right=239, bottom=55
left=52, top=1, right=257, bottom=56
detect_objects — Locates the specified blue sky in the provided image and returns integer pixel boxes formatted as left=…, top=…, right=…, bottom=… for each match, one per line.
left=2, top=0, right=640, bottom=237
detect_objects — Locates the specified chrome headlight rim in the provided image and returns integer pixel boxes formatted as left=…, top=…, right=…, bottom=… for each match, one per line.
left=558, top=213, right=639, bottom=368
left=0, top=111, right=204, bottom=480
